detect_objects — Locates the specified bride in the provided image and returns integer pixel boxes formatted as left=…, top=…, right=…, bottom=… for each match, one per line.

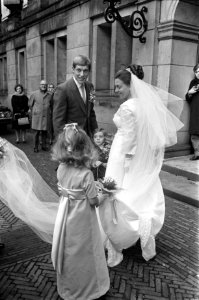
left=98, top=64, right=184, bottom=267
left=0, top=64, right=183, bottom=267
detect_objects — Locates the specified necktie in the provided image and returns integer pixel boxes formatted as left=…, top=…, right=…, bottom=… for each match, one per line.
left=80, top=84, right=86, bottom=103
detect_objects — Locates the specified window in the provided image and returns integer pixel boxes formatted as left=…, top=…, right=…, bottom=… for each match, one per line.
left=92, top=16, right=132, bottom=95
left=1, top=0, right=27, bottom=20
left=96, top=23, right=111, bottom=92
left=23, top=0, right=28, bottom=8
left=16, top=48, right=26, bottom=89
left=43, top=31, right=67, bottom=86
left=1, top=0, right=10, bottom=20
left=0, top=55, right=8, bottom=95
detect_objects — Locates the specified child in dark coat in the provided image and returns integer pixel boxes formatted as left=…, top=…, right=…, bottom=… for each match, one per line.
left=92, top=128, right=111, bottom=181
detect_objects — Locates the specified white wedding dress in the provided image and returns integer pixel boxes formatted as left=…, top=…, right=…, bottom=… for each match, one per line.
left=98, top=72, right=183, bottom=267
left=99, top=96, right=181, bottom=267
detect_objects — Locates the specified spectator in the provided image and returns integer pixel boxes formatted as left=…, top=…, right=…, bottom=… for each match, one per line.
left=186, top=63, right=199, bottom=160
left=47, top=83, right=55, bottom=145
left=48, top=83, right=55, bottom=94
left=29, top=80, right=53, bottom=152
left=0, top=138, right=6, bottom=251
left=92, top=128, right=111, bottom=181
left=11, top=84, right=30, bottom=143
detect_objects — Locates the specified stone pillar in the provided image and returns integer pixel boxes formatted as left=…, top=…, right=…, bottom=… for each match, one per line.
left=66, top=13, right=91, bottom=80
left=132, top=0, right=160, bottom=84
left=6, top=40, right=16, bottom=107
left=157, top=0, right=199, bottom=151
left=26, top=24, right=42, bottom=94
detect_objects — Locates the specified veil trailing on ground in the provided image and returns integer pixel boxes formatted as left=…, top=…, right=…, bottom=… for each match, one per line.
left=0, top=139, right=59, bottom=244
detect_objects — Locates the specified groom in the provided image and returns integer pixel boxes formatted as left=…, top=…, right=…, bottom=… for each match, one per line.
left=52, top=55, right=98, bottom=138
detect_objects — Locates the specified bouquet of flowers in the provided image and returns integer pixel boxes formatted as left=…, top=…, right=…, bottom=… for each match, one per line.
left=98, top=177, right=120, bottom=225
left=100, top=177, right=118, bottom=194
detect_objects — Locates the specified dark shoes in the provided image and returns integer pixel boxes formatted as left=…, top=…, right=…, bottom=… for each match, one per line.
left=190, top=155, right=199, bottom=161
left=42, top=146, right=48, bottom=151
left=34, top=145, right=48, bottom=152
left=16, top=140, right=27, bottom=144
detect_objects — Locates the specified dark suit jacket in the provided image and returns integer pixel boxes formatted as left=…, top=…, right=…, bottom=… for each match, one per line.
left=52, top=77, right=98, bottom=137
left=186, top=78, right=199, bottom=135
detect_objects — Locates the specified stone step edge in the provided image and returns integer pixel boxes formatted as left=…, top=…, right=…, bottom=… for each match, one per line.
left=162, top=164, right=199, bottom=182
left=163, top=187, right=199, bottom=208
left=160, top=171, right=199, bottom=208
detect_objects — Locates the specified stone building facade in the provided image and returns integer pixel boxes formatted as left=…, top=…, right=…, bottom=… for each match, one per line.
left=0, top=0, right=198, bottom=155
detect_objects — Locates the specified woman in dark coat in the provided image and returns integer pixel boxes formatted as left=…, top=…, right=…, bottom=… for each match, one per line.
left=11, top=84, right=30, bottom=143
left=186, top=63, right=199, bottom=160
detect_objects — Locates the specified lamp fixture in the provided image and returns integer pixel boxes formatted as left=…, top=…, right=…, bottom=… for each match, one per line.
left=103, top=0, right=148, bottom=43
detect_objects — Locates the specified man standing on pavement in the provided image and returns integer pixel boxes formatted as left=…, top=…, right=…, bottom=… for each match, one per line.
left=52, top=55, right=98, bottom=138
left=29, top=80, right=53, bottom=152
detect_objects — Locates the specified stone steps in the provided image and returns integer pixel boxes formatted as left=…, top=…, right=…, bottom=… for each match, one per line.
left=160, top=155, right=199, bottom=208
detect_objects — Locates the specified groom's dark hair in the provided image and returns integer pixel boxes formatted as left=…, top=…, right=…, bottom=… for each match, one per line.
left=73, top=55, right=91, bottom=71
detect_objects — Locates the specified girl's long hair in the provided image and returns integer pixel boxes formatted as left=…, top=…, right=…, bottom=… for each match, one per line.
left=52, top=126, right=98, bottom=168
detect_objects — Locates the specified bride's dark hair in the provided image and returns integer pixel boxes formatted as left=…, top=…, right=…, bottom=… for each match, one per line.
left=115, top=64, right=144, bottom=85
left=129, top=64, right=144, bottom=80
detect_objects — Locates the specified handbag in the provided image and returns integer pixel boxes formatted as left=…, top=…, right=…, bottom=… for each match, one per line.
left=18, top=117, right=30, bottom=125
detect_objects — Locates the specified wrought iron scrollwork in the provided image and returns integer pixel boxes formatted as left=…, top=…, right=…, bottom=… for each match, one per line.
left=103, top=0, right=148, bottom=43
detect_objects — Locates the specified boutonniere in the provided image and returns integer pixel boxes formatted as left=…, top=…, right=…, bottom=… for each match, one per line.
left=89, top=89, right=96, bottom=103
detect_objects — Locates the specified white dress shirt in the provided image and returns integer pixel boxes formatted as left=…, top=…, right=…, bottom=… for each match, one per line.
left=73, top=76, right=86, bottom=103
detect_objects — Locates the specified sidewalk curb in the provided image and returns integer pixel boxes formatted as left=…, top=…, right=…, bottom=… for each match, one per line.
left=163, top=187, right=199, bottom=208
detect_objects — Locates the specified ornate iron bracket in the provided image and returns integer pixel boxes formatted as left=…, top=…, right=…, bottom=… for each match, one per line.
left=103, top=0, right=148, bottom=43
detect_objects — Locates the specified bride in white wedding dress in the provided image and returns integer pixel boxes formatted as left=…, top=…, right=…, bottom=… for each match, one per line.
left=98, top=65, right=184, bottom=267
left=0, top=64, right=183, bottom=270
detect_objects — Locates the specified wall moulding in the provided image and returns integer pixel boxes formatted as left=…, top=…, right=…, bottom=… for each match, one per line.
left=157, top=21, right=199, bottom=43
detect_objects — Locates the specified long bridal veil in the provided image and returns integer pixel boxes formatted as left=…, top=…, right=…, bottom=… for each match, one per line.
left=0, top=140, right=59, bottom=244
left=123, top=72, right=184, bottom=189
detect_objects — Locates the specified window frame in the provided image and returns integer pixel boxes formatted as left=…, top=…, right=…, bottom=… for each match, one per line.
left=0, top=54, right=8, bottom=95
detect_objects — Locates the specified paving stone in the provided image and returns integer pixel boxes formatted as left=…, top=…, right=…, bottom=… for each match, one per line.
left=0, top=131, right=199, bottom=300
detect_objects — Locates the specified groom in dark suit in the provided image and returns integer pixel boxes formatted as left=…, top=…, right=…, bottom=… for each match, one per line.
left=52, top=55, right=98, bottom=138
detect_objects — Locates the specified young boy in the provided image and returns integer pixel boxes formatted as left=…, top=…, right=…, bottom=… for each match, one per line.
left=92, top=128, right=111, bottom=181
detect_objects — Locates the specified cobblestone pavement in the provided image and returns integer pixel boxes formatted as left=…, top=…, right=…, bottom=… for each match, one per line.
left=0, top=129, right=199, bottom=300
